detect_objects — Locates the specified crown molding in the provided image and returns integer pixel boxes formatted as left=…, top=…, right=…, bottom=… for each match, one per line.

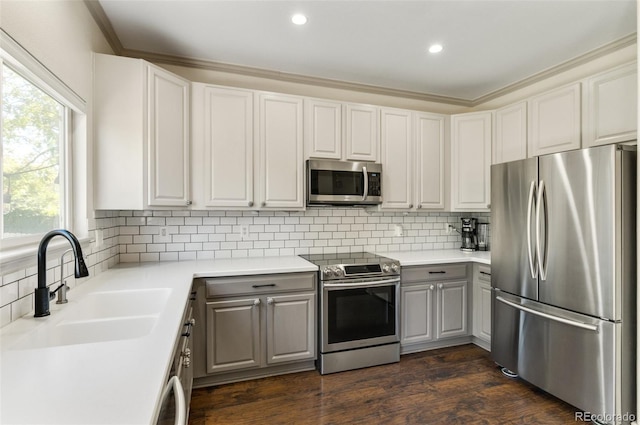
left=122, top=48, right=474, bottom=106
left=471, top=33, right=638, bottom=106
left=84, top=0, right=124, bottom=55
left=85, top=1, right=636, bottom=108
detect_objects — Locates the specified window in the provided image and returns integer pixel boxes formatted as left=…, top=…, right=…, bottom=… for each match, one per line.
left=1, top=64, right=68, bottom=243
left=0, top=30, right=86, bottom=252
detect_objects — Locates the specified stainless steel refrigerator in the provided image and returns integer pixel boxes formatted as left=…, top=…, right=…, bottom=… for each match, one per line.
left=491, top=144, right=636, bottom=423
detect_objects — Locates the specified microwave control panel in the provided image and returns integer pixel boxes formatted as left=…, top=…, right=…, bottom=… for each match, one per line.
left=368, top=173, right=381, bottom=196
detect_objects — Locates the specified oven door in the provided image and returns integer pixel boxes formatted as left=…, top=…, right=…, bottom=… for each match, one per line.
left=321, top=277, right=399, bottom=353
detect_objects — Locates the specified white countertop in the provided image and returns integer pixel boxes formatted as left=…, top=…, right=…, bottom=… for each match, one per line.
left=0, top=256, right=317, bottom=425
left=0, top=251, right=487, bottom=424
left=378, top=249, right=491, bottom=266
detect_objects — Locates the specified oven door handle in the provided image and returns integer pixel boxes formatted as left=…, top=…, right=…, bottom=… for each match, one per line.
left=323, top=278, right=400, bottom=288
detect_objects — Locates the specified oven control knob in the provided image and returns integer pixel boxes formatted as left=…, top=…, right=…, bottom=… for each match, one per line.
left=323, top=268, right=334, bottom=278
left=332, top=267, right=343, bottom=277
left=391, top=264, right=399, bottom=273
left=382, top=264, right=391, bottom=273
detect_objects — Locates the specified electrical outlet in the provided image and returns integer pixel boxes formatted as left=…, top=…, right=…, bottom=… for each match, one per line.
left=394, top=225, right=404, bottom=237
left=240, top=225, right=249, bottom=240
left=159, top=227, right=168, bottom=237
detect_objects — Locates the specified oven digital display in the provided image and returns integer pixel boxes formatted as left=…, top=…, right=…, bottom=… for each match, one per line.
left=344, top=264, right=382, bottom=274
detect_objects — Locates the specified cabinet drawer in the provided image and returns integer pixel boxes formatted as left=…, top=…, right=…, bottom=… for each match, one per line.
left=205, top=273, right=316, bottom=298
left=478, top=265, right=491, bottom=283
left=402, top=264, right=468, bottom=283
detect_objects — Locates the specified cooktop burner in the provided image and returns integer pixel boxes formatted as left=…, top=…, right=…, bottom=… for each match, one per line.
left=300, top=252, right=400, bottom=281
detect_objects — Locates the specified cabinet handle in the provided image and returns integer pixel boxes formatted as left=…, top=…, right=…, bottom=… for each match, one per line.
left=480, top=271, right=491, bottom=276
left=408, top=204, right=413, bottom=209
left=428, top=271, right=446, bottom=274
left=248, top=201, right=254, bottom=207
left=267, top=297, right=274, bottom=305
left=417, top=205, right=422, bottom=209
left=438, top=283, right=444, bottom=289
left=428, top=284, right=434, bottom=291
left=261, top=202, right=266, bottom=207
left=186, top=200, right=192, bottom=206
left=252, top=283, right=276, bottom=288
left=253, top=299, right=261, bottom=306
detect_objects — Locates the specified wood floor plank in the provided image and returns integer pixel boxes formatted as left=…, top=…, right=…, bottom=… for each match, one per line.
left=188, top=344, right=577, bottom=424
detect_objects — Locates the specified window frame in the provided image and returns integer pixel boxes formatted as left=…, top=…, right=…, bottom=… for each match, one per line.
left=0, top=29, right=86, bottom=254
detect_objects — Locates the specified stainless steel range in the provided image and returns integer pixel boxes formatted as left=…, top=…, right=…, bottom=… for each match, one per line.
left=300, top=252, right=400, bottom=374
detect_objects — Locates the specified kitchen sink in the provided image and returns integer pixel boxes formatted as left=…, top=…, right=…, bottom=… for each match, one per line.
left=9, top=288, right=171, bottom=350
left=10, top=316, right=158, bottom=350
left=61, top=288, right=171, bottom=322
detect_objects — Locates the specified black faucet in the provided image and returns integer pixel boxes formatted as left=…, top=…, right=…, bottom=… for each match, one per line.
left=34, top=229, right=89, bottom=317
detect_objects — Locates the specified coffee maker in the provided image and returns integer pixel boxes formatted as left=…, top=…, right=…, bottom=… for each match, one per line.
left=460, top=218, right=477, bottom=252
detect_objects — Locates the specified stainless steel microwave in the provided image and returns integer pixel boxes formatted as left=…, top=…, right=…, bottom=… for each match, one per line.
left=306, top=159, right=382, bottom=206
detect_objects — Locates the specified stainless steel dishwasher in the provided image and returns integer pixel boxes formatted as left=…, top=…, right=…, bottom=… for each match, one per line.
left=156, top=290, right=195, bottom=425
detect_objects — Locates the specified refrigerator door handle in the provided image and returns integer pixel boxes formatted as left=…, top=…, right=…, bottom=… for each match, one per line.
left=496, top=295, right=599, bottom=332
left=535, top=180, right=548, bottom=280
left=526, top=180, right=538, bottom=279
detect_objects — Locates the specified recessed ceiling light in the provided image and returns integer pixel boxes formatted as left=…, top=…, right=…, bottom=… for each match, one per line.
left=428, top=44, right=444, bottom=54
left=292, top=14, right=308, bottom=25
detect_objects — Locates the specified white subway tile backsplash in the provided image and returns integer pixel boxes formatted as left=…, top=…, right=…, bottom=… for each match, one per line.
left=0, top=208, right=490, bottom=329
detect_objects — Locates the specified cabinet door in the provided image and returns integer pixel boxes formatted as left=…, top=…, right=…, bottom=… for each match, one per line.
left=344, top=103, right=378, bottom=161
left=304, top=99, right=342, bottom=159
left=266, top=293, right=316, bottom=364
left=205, top=298, right=261, bottom=374
left=401, top=283, right=435, bottom=345
left=415, top=112, right=446, bottom=209
left=474, top=281, right=492, bottom=343
left=147, top=65, right=190, bottom=207
left=451, top=112, right=491, bottom=211
left=196, top=85, right=254, bottom=208
left=528, top=83, right=581, bottom=157
left=436, top=280, right=468, bottom=339
left=493, top=101, right=527, bottom=164
left=257, top=93, right=304, bottom=209
left=583, top=62, right=637, bottom=147
left=380, top=108, right=413, bottom=210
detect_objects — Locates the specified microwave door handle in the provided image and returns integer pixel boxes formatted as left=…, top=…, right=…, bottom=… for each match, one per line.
left=362, top=166, right=369, bottom=201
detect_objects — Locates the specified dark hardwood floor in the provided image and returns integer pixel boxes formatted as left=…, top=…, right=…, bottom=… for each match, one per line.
left=189, top=344, right=578, bottom=424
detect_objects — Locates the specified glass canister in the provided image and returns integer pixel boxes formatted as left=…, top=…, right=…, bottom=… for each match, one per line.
left=476, top=223, right=489, bottom=251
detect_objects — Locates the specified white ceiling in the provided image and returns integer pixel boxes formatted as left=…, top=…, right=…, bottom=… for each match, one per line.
left=97, top=0, right=637, bottom=103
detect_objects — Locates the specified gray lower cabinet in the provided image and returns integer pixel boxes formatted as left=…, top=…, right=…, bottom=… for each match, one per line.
left=472, top=264, right=492, bottom=349
left=194, top=272, right=317, bottom=386
left=400, top=264, right=470, bottom=353
left=205, top=298, right=261, bottom=373
left=435, top=280, right=468, bottom=339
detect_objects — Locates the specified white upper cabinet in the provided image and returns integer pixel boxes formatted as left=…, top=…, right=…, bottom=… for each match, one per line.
left=528, top=82, right=581, bottom=157
left=493, top=101, right=527, bottom=164
left=583, top=62, right=637, bottom=148
left=94, top=53, right=190, bottom=210
left=380, top=108, right=413, bottom=210
left=415, top=113, right=446, bottom=209
left=344, top=103, right=379, bottom=162
left=304, top=98, right=342, bottom=160
left=257, top=93, right=305, bottom=210
left=451, top=112, right=492, bottom=211
left=191, top=84, right=254, bottom=209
